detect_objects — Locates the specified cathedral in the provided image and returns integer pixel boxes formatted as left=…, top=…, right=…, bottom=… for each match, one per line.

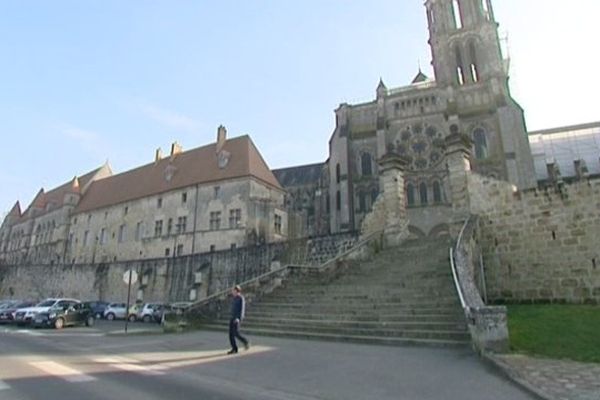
left=275, top=0, right=539, bottom=238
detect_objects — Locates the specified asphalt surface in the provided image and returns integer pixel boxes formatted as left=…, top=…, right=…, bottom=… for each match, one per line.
left=0, top=321, right=537, bottom=400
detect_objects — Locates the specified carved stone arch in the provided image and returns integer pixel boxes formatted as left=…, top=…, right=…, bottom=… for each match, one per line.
left=429, top=223, right=450, bottom=238
left=356, top=147, right=375, bottom=177
left=467, top=121, right=492, bottom=160
left=408, top=225, right=427, bottom=239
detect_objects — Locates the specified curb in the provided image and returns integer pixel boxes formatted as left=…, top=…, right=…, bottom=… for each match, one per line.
left=481, top=353, right=553, bottom=400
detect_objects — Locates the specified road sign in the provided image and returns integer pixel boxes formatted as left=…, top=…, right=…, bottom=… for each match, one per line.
left=123, top=270, right=138, bottom=285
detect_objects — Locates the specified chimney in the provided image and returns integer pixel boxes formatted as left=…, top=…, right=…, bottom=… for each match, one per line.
left=216, top=125, right=227, bottom=154
left=170, top=141, right=183, bottom=157
left=155, top=148, right=163, bottom=163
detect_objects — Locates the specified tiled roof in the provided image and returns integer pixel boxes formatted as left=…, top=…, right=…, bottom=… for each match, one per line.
left=17, top=167, right=104, bottom=222
left=7, top=201, right=21, bottom=218
left=75, top=135, right=282, bottom=214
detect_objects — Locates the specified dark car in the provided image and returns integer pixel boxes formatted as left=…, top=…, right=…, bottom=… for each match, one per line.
left=0, top=301, right=36, bottom=324
left=83, top=301, right=110, bottom=319
left=32, top=302, right=95, bottom=329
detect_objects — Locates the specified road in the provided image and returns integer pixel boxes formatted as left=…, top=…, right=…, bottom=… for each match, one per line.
left=0, top=321, right=537, bottom=400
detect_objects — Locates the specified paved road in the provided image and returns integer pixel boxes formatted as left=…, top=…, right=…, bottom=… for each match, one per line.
left=0, top=323, right=537, bottom=400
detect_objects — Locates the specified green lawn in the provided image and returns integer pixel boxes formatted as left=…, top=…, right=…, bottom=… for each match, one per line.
left=507, top=304, right=600, bottom=363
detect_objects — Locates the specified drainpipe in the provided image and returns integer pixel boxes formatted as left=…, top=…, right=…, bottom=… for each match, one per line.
left=191, top=184, right=200, bottom=255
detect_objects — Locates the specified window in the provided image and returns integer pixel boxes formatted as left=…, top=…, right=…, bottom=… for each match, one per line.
left=420, top=182, right=428, bottom=205
left=473, top=128, right=488, bottom=159
left=361, top=153, right=372, bottom=176
left=83, top=231, right=89, bottom=246
left=167, top=218, right=173, bottom=235
left=455, top=46, right=465, bottom=85
left=452, top=0, right=463, bottom=29
left=469, top=42, right=479, bottom=82
left=336, top=164, right=341, bottom=184
left=118, top=224, right=126, bottom=243
left=157, top=197, right=163, bottom=208
left=371, top=189, right=378, bottom=205
left=358, top=192, right=366, bottom=212
left=181, top=192, right=187, bottom=204
left=210, top=212, right=221, bottom=230
left=176, top=244, right=184, bottom=256
left=336, top=190, right=341, bottom=211
left=229, top=209, right=241, bottom=228
left=433, top=181, right=443, bottom=204
left=482, top=0, right=491, bottom=20
left=154, top=220, right=163, bottom=237
left=210, top=245, right=215, bottom=253
left=135, top=222, right=143, bottom=241
left=165, top=248, right=170, bottom=257
left=73, top=217, right=78, bottom=225
left=407, top=183, right=415, bottom=206
left=99, top=228, right=107, bottom=245
left=214, top=186, right=220, bottom=199
left=124, top=206, right=128, bottom=215
left=230, top=243, right=237, bottom=250
left=104, top=211, right=108, bottom=219
left=274, top=214, right=282, bottom=234
left=177, top=216, right=187, bottom=233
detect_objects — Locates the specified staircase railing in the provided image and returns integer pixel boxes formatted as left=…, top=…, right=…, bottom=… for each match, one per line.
left=450, top=215, right=509, bottom=353
left=185, top=230, right=385, bottom=323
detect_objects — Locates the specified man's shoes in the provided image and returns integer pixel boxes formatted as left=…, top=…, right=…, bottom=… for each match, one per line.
left=244, top=341, right=250, bottom=351
left=227, top=349, right=238, bottom=355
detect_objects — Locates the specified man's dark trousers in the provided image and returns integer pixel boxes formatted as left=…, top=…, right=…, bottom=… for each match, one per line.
left=229, top=318, right=248, bottom=352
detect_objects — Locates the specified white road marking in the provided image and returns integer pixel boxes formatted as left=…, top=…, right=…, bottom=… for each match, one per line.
left=0, top=379, right=10, bottom=391
left=29, top=361, right=96, bottom=383
left=93, top=357, right=165, bottom=376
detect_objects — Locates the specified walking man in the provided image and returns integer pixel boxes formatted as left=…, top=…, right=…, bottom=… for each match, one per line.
left=228, top=285, right=249, bottom=354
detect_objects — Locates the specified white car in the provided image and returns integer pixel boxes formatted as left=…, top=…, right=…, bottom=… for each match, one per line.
left=104, top=303, right=139, bottom=321
left=137, top=303, right=163, bottom=323
left=14, top=298, right=80, bottom=325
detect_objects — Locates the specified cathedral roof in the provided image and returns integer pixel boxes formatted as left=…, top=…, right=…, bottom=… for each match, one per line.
left=273, top=163, right=325, bottom=187
left=7, top=201, right=21, bottom=218
left=75, top=135, right=282, bottom=214
left=411, top=69, right=429, bottom=84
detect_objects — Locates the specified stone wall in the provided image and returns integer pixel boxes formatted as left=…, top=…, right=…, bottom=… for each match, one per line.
left=0, top=232, right=360, bottom=303
left=468, top=174, right=600, bottom=304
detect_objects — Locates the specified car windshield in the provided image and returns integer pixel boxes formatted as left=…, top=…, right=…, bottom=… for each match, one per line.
left=36, top=300, right=57, bottom=307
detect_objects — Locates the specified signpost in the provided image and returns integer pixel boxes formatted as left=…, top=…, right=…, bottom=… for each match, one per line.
left=123, top=270, right=138, bottom=333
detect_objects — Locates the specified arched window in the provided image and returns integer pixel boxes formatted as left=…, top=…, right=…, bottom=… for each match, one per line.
left=336, top=190, right=341, bottom=211
left=358, top=191, right=366, bottom=212
left=336, top=164, right=341, bottom=184
left=361, top=153, right=372, bottom=176
left=433, top=181, right=442, bottom=204
left=407, top=183, right=415, bottom=206
left=455, top=46, right=465, bottom=85
left=420, top=182, right=428, bottom=205
left=469, top=42, right=479, bottom=82
left=473, top=128, right=488, bottom=159
left=452, top=0, right=463, bottom=29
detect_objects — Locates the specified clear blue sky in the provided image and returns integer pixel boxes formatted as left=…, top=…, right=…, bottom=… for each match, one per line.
left=1, top=0, right=598, bottom=218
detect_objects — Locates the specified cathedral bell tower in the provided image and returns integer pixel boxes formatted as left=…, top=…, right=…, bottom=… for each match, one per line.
left=426, top=0, right=506, bottom=89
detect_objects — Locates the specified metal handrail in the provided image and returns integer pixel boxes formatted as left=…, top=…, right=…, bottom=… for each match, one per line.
left=449, top=217, right=472, bottom=312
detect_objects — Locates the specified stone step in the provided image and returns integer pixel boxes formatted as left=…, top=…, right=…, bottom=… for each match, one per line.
left=247, top=311, right=465, bottom=323
left=263, top=295, right=460, bottom=304
left=250, top=303, right=463, bottom=314
left=200, top=324, right=470, bottom=344
left=232, top=317, right=467, bottom=332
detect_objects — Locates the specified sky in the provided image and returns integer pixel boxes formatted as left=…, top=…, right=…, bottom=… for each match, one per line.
left=1, top=0, right=599, bottom=218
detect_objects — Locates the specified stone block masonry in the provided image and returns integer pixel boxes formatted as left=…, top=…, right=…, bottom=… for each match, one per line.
left=469, top=174, right=600, bottom=304
left=0, top=233, right=358, bottom=303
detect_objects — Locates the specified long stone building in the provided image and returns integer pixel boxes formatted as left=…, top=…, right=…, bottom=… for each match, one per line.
left=0, top=127, right=287, bottom=265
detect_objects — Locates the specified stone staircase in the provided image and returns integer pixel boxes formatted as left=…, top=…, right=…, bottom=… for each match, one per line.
left=201, top=237, right=470, bottom=347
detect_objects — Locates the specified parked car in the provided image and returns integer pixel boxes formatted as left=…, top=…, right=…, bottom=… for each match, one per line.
left=0, top=301, right=36, bottom=324
left=104, top=303, right=139, bottom=322
left=152, top=302, right=192, bottom=324
left=14, top=298, right=80, bottom=326
left=137, top=303, right=164, bottom=323
left=32, top=302, right=95, bottom=329
left=83, top=301, right=110, bottom=319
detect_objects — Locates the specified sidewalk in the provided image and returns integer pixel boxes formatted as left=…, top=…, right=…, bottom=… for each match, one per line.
left=489, top=354, right=600, bottom=400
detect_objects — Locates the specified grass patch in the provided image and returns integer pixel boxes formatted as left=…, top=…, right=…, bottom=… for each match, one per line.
left=507, top=304, right=600, bottom=363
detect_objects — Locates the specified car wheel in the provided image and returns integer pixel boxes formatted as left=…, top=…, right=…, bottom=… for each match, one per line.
left=143, top=315, right=152, bottom=323
left=85, top=316, right=95, bottom=327
left=106, top=313, right=115, bottom=321
left=128, top=314, right=136, bottom=322
left=54, top=318, right=65, bottom=330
